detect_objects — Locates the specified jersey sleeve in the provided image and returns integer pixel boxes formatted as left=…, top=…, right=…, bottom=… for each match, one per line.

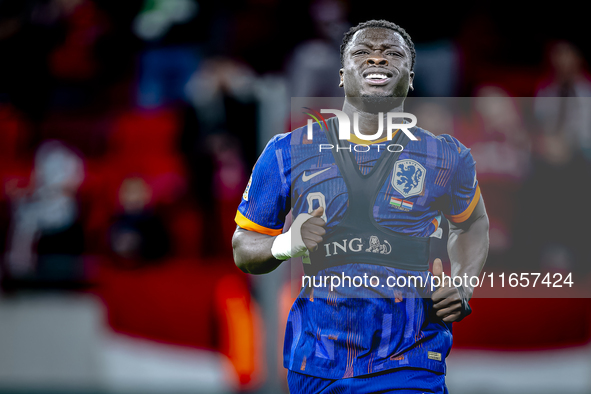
left=235, top=134, right=291, bottom=235
left=441, top=135, right=481, bottom=224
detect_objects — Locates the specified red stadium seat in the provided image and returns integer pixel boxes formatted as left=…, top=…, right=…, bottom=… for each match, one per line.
left=108, top=108, right=181, bottom=157
left=95, top=257, right=263, bottom=388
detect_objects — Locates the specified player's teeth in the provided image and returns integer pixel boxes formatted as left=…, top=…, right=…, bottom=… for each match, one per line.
left=366, top=73, right=388, bottom=79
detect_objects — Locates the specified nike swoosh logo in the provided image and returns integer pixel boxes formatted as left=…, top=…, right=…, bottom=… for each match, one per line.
left=302, top=167, right=331, bottom=182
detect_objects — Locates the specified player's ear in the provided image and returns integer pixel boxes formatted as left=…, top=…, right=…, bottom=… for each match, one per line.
left=339, top=69, right=344, bottom=88
left=409, top=71, right=415, bottom=91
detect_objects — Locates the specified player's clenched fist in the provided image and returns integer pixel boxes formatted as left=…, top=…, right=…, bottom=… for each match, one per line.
left=300, top=207, right=327, bottom=252
left=271, top=207, right=327, bottom=261
left=430, top=258, right=472, bottom=323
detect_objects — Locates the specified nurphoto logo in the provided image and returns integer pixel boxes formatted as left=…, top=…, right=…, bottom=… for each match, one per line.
left=302, top=107, right=418, bottom=153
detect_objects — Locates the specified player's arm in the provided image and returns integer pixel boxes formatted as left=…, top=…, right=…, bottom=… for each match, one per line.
left=232, top=133, right=327, bottom=274
left=232, top=227, right=282, bottom=274
left=232, top=207, right=326, bottom=274
left=431, top=197, right=488, bottom=322
left=432, top=136, right=489, bottom=322
left=447, top=195, right=489, bottom=300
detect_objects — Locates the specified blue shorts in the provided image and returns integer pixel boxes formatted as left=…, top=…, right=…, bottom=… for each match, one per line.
left=287, top=368, right=448, bottom=394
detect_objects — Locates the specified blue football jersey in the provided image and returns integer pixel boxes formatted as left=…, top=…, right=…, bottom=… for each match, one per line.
left=236, top=119, right=480, bottom=379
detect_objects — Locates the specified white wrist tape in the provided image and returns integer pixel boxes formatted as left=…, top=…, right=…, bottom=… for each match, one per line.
left=271, top=213, right=313, bottom=260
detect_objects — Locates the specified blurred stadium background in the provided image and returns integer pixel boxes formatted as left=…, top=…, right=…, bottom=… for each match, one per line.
left=0, top=1, right=590, bottom=393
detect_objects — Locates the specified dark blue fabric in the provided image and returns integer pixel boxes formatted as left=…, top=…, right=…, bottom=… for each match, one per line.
left=288, top=368, right=449, bottom=394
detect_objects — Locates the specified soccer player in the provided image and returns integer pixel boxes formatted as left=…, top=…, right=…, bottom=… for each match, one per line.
left=232, top=20, right=489, bottom=394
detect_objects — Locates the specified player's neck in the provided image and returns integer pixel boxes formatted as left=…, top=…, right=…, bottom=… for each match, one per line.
left=342, top=98, right=405, bottom=138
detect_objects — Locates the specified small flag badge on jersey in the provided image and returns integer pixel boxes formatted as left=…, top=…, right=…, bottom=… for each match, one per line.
left=390, top=197, right=402, bottom=207
left=390, top=197, right=414, bottom=211
left=427, top=351, right=442, bottom=361
left=402, top=200, right=414, bottom=210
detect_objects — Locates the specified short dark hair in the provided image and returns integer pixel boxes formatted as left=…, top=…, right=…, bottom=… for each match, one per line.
left=340, top=20, right=416, bottom=71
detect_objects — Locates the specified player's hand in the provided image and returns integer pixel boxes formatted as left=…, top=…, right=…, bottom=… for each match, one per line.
left=300, top=207, right=326, bottom=252
left=431, top=258, right=471, bottom=323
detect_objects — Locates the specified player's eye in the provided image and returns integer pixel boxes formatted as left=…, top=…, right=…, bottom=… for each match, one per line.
left=354, top=50, right=369, bottom=56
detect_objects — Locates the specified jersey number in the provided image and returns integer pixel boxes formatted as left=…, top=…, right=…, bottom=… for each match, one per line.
left=306, top=192, right=328, bottom=222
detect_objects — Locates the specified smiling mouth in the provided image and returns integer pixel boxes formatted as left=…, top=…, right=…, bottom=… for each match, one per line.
left=363, top=71, right=393, bottom=86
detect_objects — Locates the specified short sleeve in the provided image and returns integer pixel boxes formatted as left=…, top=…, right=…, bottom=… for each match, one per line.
left=442, top=136, right=481, bottom=224
left=235, top=134, right=291, bottom=235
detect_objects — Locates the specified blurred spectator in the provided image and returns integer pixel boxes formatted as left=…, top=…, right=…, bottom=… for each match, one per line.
left=132, top=0, right=198, bottom=42
left=209, top=134, right=247, bottom=203
left=134, top=0, right=201, bottom=108
left=136, top=45, right=201, bottom=109
left=513, top=133, right=591, bottom=275
left=48, top=0, right=107, bottom=82
left=455, top=87, right=532, bottom=268
left=4, top=140, right=85, bottom=283
left=109, top=177, right=171, bottom=267
left=535, top=41, right=591, bottom=158
left=183, top=58, right=255, bottom=190
left=184, top=57, right=259, bottom=159
left=209, top=133, right=248, bottom=252
left=285, top=0, right=349, bottom=98
left=183, top=57, right=258, bottom=255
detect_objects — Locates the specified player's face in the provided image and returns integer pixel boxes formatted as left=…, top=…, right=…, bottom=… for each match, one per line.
left=340, top=28, right=414, bottom=99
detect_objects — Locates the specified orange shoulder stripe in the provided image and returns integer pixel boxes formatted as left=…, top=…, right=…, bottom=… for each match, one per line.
left=445, top=186, right=481, bottom=224
left=235, top=211, right=283, bottom=236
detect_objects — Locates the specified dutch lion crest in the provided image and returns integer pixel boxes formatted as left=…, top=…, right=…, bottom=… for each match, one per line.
left=392, top=159, right=426, bottom=198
